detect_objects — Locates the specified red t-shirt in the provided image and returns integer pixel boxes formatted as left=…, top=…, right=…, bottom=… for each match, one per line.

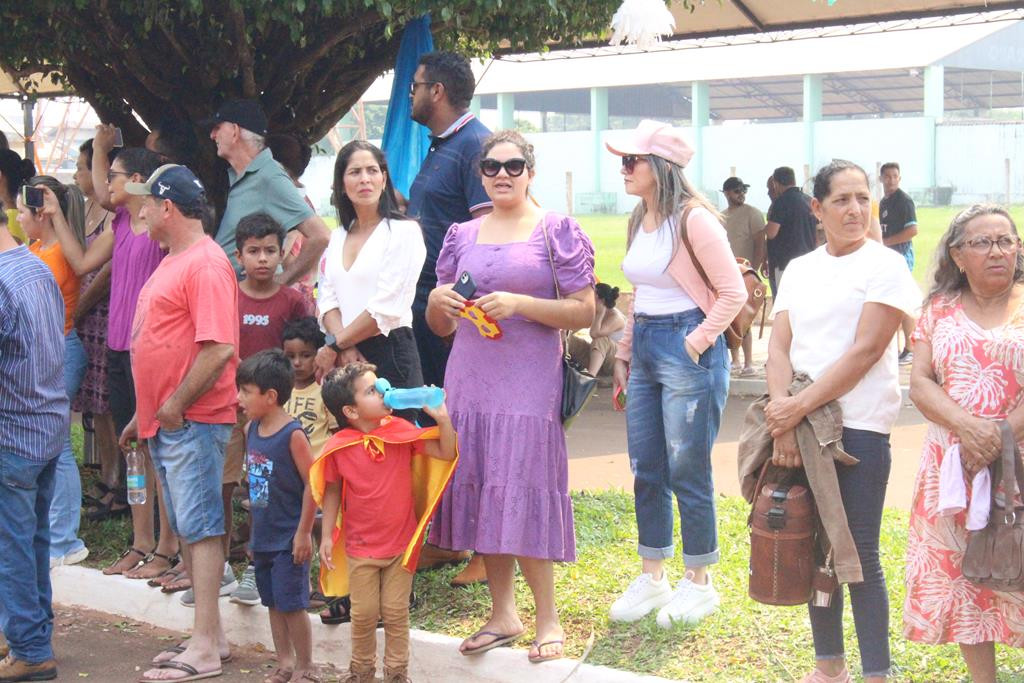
left=238, top=285, right=311, bottom=360
left=322, top=419, right=427, bottom=559
left=131, top=236, right=240, bottom=439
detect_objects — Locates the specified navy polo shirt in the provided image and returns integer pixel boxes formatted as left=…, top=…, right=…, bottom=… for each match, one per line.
left=879, top=188, right=917, bottom=265
left=766, top=187, right=817, bottom=273
left=407, top=113, right=492, bottom=307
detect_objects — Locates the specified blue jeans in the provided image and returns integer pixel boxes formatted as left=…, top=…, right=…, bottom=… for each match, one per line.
left=148, top=420, right=230, bottom=544
left=626, top=310, right=729, bottom=567
left=49, top=330, right=87, bottom=559
left=0, top=454, right=57, bottom=663
left=808, top=428, right=892, bottom=678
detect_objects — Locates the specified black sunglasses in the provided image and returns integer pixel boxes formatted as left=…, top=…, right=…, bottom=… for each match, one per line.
left=480, top=158, right=528, bottom=177
left=621, top=154, right=648, bottom=173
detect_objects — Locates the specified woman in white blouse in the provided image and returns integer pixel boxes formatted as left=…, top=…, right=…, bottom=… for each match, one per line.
left=315, top=140, right=426, bottom=419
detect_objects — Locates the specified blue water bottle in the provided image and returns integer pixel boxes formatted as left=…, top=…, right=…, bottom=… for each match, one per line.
left=375, top=378, right=444, bottom=410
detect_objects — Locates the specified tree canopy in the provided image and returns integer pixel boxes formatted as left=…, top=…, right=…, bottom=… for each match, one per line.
left=0, top=1, right=621, bottom=162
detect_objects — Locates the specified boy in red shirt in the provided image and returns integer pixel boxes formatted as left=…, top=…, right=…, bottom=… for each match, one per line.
left=312, top=363, right=456, bottom=683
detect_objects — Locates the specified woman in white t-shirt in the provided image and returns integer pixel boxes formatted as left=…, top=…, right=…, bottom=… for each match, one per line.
left=764, top=160, right=919, bottom=683
left=314, top=140, right=426, bottom=422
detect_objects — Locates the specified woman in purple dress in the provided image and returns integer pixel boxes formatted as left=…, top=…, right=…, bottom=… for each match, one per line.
left=426, top=130, right=596, bottom=664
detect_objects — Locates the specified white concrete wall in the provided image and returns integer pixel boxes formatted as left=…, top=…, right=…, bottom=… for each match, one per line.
left=937, top=122, right=1024, bottom=204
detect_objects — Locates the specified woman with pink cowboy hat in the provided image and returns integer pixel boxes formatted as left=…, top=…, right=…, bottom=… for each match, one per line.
left=606, top=119, right=745, bottom=629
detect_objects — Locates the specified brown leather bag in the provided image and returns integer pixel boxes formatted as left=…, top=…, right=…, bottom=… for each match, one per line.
left=748, top=463, right=817, bottom=606
left=679, top=208, right=768, bottom=350
left=962, top=420, right=1024, bottom=591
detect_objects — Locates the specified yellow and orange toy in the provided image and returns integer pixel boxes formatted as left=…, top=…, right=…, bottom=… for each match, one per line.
left=459, top=301, right=502, bottom=340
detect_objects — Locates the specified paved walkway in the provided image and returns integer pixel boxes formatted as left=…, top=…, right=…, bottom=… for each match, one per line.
left=566, top=329, right=924, bottom=511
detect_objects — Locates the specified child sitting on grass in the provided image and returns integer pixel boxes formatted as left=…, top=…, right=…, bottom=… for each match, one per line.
left=236, top=349, right=318, bottom=683
left=312, top=363, right=457, bottom=683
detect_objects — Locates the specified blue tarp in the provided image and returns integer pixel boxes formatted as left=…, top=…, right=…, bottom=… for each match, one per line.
left=381, top=15, right=433, bottom=198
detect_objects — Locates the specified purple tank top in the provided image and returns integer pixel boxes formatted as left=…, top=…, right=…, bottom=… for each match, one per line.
left=107, top=207, right=164, bottom=351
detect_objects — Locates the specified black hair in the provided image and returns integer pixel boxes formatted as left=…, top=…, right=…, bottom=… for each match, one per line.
left=333, top=140, right=405, bottom=230
left=418, top=52, right=476, bottom=110
left=150, top=117, right=198, bottom=165
left=322, top=362, right=377, bottom=426
left=879, top=162, right=900, bottom=176
left=266, top=132, right=312, bottom=181
left=113, top=147, right=162, bottom=180
left=771, top=166, right=796, bottom=187
left=0, top=150, right=37, bottom=198
left=235, top=348, right=294, bottom=405
left=812, top=159, right=869, bottom=202
left=235, top=212, right=285, bottom=250
left=594, top=283, right=620, bottom=309
left=78, top=138, right=120, bottom=168
left=282, top=316, right=325, bottom=349
left=0, top=131, right=8, bottom=151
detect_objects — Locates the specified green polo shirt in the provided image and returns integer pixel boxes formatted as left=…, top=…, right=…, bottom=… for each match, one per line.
left=216, top=147, right=314, bottom=276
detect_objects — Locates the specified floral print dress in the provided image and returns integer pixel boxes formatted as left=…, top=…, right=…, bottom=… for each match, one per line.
left=904, top=292, right=1024, bottom=646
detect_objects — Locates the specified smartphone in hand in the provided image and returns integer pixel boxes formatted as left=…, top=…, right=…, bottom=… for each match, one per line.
left=112, top=127, right=124, bottom=147
left=453, top=270, right=477, bottom=300
left=613, top=385, right=627, bottom=411
left=21, top=185, right=44, bottom=209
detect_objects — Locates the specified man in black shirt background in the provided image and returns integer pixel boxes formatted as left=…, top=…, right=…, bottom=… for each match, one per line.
left=765, top=166, right=817, bottom=297
left=879, top=161, right=919, bottom=364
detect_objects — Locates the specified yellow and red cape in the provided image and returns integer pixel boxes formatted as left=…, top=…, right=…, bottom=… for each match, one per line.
left=309, top=416, right=458, bottom=596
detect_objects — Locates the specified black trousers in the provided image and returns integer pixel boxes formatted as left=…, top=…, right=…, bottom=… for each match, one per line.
left=356, top=326, right=425, bottom=424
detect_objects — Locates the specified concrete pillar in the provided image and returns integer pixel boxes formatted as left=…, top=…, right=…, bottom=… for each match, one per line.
left=923, top=65, right=945, bottom=119
left=22, top=97, right=35, bottom=162
left=470, top=96, right=481, bottom=118
left=496, top=93, right=514, bottom=130
left=590, top=87, right=609, bottom=193
left=690, top=81, right=709, bottom=190
left=803, top=74, right=823, bottom=176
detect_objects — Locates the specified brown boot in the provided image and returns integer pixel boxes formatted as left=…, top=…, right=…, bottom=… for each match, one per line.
left=383, top=668, right=411, bottom=682
left=342, top=667, right=376, bottom=683
left=416, top=543, right=470, bottom=572
left=450, top=553, right=488, bottom=587
left=0, top=654, right=57, bottom=682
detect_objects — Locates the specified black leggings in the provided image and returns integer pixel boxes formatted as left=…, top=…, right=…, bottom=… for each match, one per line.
left=356, top=326, right=424, bottom=423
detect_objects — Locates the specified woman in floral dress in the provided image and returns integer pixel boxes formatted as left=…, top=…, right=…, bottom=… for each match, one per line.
left=904, top=204, right=1024, bottom=682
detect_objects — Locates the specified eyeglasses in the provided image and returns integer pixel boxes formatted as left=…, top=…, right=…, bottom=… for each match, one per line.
left=621, top=155, right=648, bottom=174
left=106, top=171, right=131, bottom=182
left=409, top=80, right=439, bottom=95
left=958, top=235, right=1021, bottom=254
left=480, top=158, right=527, bottom=177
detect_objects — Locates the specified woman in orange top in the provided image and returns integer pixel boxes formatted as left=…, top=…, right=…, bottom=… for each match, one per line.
left=18, top=175, right=91, bottom=566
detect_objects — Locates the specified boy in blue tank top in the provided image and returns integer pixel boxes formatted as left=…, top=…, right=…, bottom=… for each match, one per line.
left=236, top=349, right=317, bottom=682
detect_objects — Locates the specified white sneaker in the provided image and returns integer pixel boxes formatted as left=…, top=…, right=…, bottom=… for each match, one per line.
left=656, top=571, right=720, bottom=628
left=609, top=572, right=673, bottom=622
left=50, top=546, right=89, bottom=569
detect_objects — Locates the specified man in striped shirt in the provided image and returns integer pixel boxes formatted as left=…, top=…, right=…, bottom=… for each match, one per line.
left=0, top=209, right=65, bottom=681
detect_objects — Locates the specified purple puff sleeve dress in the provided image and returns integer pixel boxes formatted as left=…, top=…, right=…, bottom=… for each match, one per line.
left=427, top=211, right=596, bottom=562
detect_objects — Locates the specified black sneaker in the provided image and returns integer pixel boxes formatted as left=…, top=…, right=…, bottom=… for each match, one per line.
left=898, top=349, right=913, bottom=366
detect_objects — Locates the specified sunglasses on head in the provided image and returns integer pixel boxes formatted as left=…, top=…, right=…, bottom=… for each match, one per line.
left=621, top=154, right=647, bottom=173
left=480, top=158, right=527, bottom=177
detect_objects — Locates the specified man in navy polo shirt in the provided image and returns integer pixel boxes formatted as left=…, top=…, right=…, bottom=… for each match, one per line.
left=407, top=50, right=492, bottom=586
left=879, top=161, right=919, bottom=364
left=765, top=166, right=817, bottom=297
left=408, top=51, right=492, bottom=388
left=0, top=210, right=64, bottom=682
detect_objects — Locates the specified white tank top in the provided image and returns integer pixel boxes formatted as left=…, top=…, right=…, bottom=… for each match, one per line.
left=621, top=220, right=698, bottom=315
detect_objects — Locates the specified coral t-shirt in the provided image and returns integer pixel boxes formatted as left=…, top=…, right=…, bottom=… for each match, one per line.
left=321, top=419, right=427, bottom=559
left=29, top=240, right=79, bottom=334
left=130, top=236, right=239, bottom=439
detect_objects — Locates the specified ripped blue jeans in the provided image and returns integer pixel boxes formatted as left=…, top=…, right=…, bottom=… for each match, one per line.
left=626, top=309, right=729, bottom=567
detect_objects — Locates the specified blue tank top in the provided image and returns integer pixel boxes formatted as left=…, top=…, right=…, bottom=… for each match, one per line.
left=246, top=418, right=306, bottom=552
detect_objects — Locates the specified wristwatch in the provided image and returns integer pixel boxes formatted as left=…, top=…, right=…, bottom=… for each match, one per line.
left=324, top=333, right=342, bottom=353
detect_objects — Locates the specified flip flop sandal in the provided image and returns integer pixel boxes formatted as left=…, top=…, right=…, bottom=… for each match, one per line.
left=138, top=660, right=222, bottom=682
left=161, top=574, right=193, bottom=594
left=319, top=596, right=350, bottom=625
left=152, top=645, right=232, bottom=666
left=528, top=639, right=564, bottom=664
left=102, top=547, right=149, bottom=576
left=126, top=551, right=177, bottom=580
left=148, top=563, right=185, bottom=588
left=309, top=591, right=329, bottom=609
left=460, top=630, right=525, bottom=656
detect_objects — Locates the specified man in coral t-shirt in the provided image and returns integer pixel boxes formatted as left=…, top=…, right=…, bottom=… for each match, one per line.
left=120, top=165, right=239, bottom=683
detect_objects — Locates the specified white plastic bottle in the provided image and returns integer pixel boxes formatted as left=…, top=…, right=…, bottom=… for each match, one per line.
left=126, top=444, right=147, bottom=505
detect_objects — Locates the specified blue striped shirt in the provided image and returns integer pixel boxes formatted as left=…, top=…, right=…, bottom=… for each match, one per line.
left=0, top=246, right=67, bottom=462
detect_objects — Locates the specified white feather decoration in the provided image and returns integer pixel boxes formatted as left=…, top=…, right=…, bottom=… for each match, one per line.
left=609, top=0, right=677, bottom=49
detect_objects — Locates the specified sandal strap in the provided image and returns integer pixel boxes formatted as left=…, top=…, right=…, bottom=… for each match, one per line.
left=150, top=551, right=177, bottom=563
left=120, top=547, right=149, bottom=560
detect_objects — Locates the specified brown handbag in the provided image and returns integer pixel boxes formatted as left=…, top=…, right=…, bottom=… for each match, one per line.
left=962, top=420, right=1024, bottom=591
left=748, top=462, right=817, bottom=606
left=678, top=208, right=768, bottom=350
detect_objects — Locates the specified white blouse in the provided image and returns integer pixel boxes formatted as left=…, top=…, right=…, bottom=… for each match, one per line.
left=317, top=218, right=426, bottom=336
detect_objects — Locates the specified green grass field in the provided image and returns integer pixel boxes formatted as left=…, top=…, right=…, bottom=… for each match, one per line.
left=578, top=206, right=1024, bottom=292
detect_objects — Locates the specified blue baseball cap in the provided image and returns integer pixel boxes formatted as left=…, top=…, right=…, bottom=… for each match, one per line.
left=125, top=164, right=206, bottom=206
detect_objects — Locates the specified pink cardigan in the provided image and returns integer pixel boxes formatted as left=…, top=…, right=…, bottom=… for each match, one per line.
left=615, top=206, right=746, bottom=361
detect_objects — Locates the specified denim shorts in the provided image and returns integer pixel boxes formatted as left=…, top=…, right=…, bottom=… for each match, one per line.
left=254, top=549, right=310, bottom=612
left=148, top=420, right=231, bottom=544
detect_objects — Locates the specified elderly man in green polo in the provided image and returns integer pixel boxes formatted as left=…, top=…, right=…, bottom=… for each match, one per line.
left=203, top=99, right=329, bottom=282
